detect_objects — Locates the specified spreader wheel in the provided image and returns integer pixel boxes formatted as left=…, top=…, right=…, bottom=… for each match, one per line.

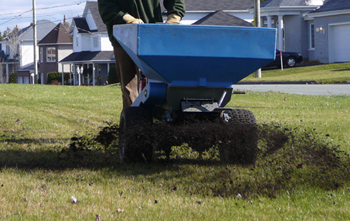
left=119, top=106, right=153, bottom=163
left=220, top=109, right=258, bottom=164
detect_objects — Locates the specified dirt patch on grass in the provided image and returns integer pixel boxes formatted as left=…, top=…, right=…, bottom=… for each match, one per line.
left=58, top=121, right=350, bottom=199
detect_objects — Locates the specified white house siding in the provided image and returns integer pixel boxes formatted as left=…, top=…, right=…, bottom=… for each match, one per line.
left=85, top=9, right=97, bottom=31
left=81, top=33, right=91, bottom=51
left=314, top=14, right=350, bottom=63
left=101, top=35, right=113, bottom=51
left=73, top=28, right=82, bottom=52
left=20, top=41, right=35, bottom=67
left=58, top=45, right=73, bottom=72
left=91, top=34, right=99, bottom=52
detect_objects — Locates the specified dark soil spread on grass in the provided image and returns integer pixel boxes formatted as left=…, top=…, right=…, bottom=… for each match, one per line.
left=1, top=121, right=349, bottom=199
left=56, top=121, right=350, bottom=199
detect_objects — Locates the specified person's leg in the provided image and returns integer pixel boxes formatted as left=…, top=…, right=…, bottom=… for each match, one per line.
left=113, top=46, right=139, bottom=108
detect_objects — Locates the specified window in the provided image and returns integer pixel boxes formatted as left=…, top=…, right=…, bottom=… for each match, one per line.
left=6, top=45, right=10, bottom=55
left=93, top=37, right=98, bottom=48
left=18, top=77, right=23, bottom=84
left=310, top=24, right=315, bottom=49
left=46, top=47, right=56, bottom=62
left=40, top=47, right=43, bottom=62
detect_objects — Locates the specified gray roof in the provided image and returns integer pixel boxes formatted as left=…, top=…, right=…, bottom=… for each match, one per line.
left=38, top=23, right=72, bottom=44
left=71, top=1, right=107, bottom=33
left=182, top=0, right=254, bottom=11
left=18, top=20, right=57, bottom=41
left=73, top=17, right=93, bottom=33
left=159, top=0, right=253, bottom=11
left=193, top=10, right=253, bottom=26
left=17, top=63, right=34, bottom=72
left=86, top=1, right=107, bottom=32
left=60, top=51, right=114, bottom=63
left=311, top=0, right=350, bottom=13
left=261, top=0, right=325, bottom=7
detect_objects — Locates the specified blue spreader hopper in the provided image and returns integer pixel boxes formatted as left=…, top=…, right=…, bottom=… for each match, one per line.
left=113, top=24, right=277, bottom=163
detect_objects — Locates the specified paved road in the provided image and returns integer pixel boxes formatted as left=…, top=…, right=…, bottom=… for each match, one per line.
left=233, top=84, right=350, bottom=96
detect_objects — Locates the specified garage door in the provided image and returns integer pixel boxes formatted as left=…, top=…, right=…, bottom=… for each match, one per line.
left=331, top=24, right=350, bottom=62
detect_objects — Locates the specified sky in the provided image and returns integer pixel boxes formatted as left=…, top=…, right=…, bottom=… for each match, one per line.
left=0, top=0, right=88, bottom=33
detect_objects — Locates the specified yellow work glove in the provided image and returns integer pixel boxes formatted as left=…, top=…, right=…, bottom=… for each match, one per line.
left=166, top=14, right=181, bottom=24
left=123, top=13, right=144, bottom=24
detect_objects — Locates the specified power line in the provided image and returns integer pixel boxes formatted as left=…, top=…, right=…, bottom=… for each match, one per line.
left=0, top=1, right=87, bottom=27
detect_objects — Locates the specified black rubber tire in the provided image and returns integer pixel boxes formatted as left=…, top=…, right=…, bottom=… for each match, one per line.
left=119, top=106, right=153, bottom=163
left=286, top=57, right=296, bottom=68
left=219, top=109, right=258, bottom=164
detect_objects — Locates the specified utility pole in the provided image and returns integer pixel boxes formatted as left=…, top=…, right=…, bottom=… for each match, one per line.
left=32, top=0, right=38, bottom=84
left=254, top=0, right=261, bottom=78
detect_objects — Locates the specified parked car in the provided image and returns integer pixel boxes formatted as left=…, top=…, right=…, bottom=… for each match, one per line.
left=265, top=50, right=303, bottom=68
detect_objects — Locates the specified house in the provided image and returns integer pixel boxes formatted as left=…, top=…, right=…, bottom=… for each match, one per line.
left=178, top=0, right=254, bottom=24
left=305, top=0, right=350, bottom=63
left=0, top=20, right=57, bottom=84
left=37, top=23, right=73, bottom=84
left=59, top=0, right=349, bottom=86
left=60, top=1, right=115, bottom=86
left=258, top=0, right=350, bottom=63
left=257, top=0, right=328, bottom=61
left=192, top=10, right=253, bottom=27
left=0, top=25, right=32, bottom=83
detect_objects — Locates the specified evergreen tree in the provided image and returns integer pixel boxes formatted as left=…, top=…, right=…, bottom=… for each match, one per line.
left=107, top=66, right=120, bottom=84
left=9, top=72, right=16, bottom=83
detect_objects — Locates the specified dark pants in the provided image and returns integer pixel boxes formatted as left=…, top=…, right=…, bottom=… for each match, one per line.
left=113, top=46, right=139, bottom=108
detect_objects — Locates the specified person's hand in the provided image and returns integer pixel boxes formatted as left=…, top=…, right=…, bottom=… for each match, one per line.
left=123, top=13, right=144, bottom=24
left=166, top=14, right=181, bottom=24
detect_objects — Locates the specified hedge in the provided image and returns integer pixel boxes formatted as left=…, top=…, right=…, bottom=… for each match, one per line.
left=47, top=72, right=70, bottom=85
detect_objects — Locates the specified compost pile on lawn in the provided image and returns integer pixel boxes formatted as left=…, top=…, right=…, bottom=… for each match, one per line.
left=61, top=121, right=350, bottom=198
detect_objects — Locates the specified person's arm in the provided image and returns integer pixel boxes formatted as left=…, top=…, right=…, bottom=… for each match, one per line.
left=98, top=0, right=126, bottom=25
left=163, top=0, right=186, bottom=24
left=98, top=0, right=144, bottom=25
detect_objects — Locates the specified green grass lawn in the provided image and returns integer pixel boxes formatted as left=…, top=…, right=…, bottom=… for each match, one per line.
left=242, top=62, right=350, bottom=84
left=1, top=83, right=350, bottom=220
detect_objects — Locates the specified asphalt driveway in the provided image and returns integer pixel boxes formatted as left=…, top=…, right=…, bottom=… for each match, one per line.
left=233, top=84, right=350, bottom=96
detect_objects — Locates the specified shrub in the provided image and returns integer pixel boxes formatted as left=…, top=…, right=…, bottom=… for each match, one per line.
left=51, top=80, right=61, bottom=85
left=47, top=72, right=70, bottom=85
left=107, top=65, right=119, bottom=84
left=9, top=72, right=16, bottom=83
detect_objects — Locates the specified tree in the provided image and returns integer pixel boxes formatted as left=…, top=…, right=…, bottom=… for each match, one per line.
left=4, top=26, right=20, bottom=75
left=108, top=66, right=120, bottom=84
left=0, top=51, right=5, bottom=83
left=9, top=72, right=16, bottom=83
